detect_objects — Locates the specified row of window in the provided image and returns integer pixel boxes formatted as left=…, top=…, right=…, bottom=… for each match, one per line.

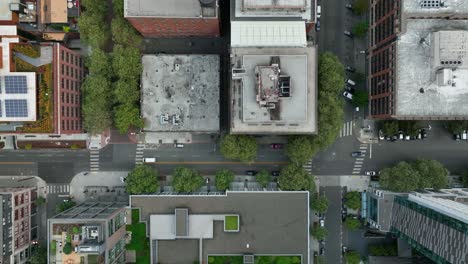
left=61, top=106, right=80, bottom=118
left=14, top=207, right=29, bottom=221
left=371, top=0, right=398, bottom=23
left=61, top=50, right=82, bottom=67
left=61, top=64, right=83, bottom=80
left=371, top=96, right=392, bottom=116
left=61, top=78, right=81, bottom=92
left=371, top=46, right=394, bottom=74
left=370, top=72, right=393, bottom=95
left=14, top=193, right=29, bottom=207
left=62, top=119, right=82, bottom=131
left=61, top=92, right=80, bottom=105
left=371, top=16, right=396, bottom=46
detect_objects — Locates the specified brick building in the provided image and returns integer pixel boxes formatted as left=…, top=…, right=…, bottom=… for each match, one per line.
left=53, top=43, right=84, bottom=134
left=124, top=0, right=219, bottom=37
left=0, top=187, right=37, bottom=264
left=368, top=0, right=468, bottom=120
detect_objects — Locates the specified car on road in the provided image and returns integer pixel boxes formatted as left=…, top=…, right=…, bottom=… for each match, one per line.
left=120, top=177, right=126, bottom=183
left=344, top=30, right=353, bottom=37
left=271, top=171, right=280, bottom=176
left=143, top=157, right=157, bottom=163
left=421, top=129, right=428, bottom=139
left=345, top=85, right=355, bottom=93
left=454, top=133, right=461, bottom=140
left=351, top=151, right=364, bottom=158
left=379, top=130, right=385, bottom=140
left=270, top=143, right=283, bottom=149
left=405, top=134, right=410, bottom=141
left=345, top=4, right=353, bottom=9
left=319, top=239, right=326, bottom=245
left=319, top=247, right=325, bottom=255
left=345, top=66, right=356, bottom=72
left=365, top=171, right=376, bottom=176
left=463, top=130, right=467, bottom=140
left=343, top=91, right=353, bottom=100
left=319, top=219, right=325, bottom=227
left=398, top=131, right=404, bottom=140
left=174, top=143, right=184, bottom=148
left=342, top=246, right=348, bottom=253
left=345, top=79, right=356, bottom=86
left=246, top=170, right=258, bottom=176
left=316, top=5, right=321, bottom=18
left=315, top=19, right=321, bottom=31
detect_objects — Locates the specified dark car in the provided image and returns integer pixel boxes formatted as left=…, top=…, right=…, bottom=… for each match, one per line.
left=319, top=247, right=325, bottom=255
left=344, top=30, right=353, bottom=37
left=271, top=171, right=280, bottom=176
left=270, top=143, right=283, bottom=149
left=351, top=151, right=364, bottom=158
left=345, top=85, right=355, bottom=94
left=454, top=133, right=461, bottom=141
left=246, top=170, right=258, bottom=176
left=345, top=66, right=356, bottom=72
left=421, top=129, right=428, bottom=139
left=315, top=20, right=321, bottom=31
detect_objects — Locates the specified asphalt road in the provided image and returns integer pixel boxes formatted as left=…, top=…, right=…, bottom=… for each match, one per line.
left=321, top=186, right=344, bottom=264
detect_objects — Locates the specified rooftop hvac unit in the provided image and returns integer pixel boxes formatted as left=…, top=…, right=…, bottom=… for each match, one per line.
left=172, top=115, right=181, bottom=126
left=90, top=230, right=99, bottom=238
left=160, top=114, right=169, bottom=125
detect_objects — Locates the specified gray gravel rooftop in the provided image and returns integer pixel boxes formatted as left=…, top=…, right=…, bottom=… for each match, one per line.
left=124, top=0, right=217, bottom=18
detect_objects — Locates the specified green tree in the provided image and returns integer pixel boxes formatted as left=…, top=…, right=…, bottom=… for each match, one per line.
left=114, top=104, right=144, bottom=134
left=353, top=72, right=366, bottom=84
left=369, top=243, right=397, bottom=256
left=111, top=17, right=142, bottom=47
left=314, top=256, right=325, bottom=264
left=352, top=90, right=368, bottom=107
left=125, top=165, right=159, bottom=194
left=114, top=79, right=140, bottom=105
left=215, top=169, right=234, bottom=191
left=379, top=161, right=420, bottom=192
left=62, top=242, right=72, bottom=255
left=413, top=159, right=448, bottom=189
left=344, top=191, right=361, bottom=210
left=81, top=75, right=112, bottom=134
left=447, top=121, right=468, bottom=134
left=256, top=169, right=271, bottom=188
left=220, top=135, right=257, bottom=163
left=310, top=195, right=329, bottom=213
left=344, top=217, right=361, bottom=230
left=85, top=48, right=111, bottom=77
left=82, top=0, right=108, bottom=14
left=78, top=14, right=109, bottom=49
left=345, top=251, right=361, bottom=264
left=278, top=164, right=315, bottom=191
left=462, top=171, right=468, bottom=187
left=382, top=121, right=399, bottom=137
left=352, top=21, right=369, bottom=37
left=286, top=136, right=319, bottom=165
left=112, top=45, right=142, bottom=81
left=400, top=120, right=420, bottom=137
left=113, top=0, right=125, bottom=17
left=30, top=246, right=47, bottom=264
left=172, top=167, right=204, bottom=193
left=35, top=196, right=46, bottom=206
left=310, top=226, right=328, bottom=241
left=57, top=200, right=76, bottom=213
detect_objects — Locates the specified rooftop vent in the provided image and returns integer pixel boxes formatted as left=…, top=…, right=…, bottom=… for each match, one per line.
left=421, top=0, right=442, bottom=8
left=419, top=88, right=425, bottom=93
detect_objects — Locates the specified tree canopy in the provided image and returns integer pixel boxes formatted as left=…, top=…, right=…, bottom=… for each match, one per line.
left=310, top=226, right=328, bottom=241
left=215, top=169, right=234, bottom=191
left=345, top=251, right=361, bottom=264
left=344, top=191, right=361, bottom=210
left=220, top=135, right=257, bottom=163
left=57, top=200, right=76, bottom=213
left=352, top=90, right=368, bottom=107
left=278, top=164, right=315, bottom=191
left=382, top=121, right=399, bottom=137
left=369, top=243, right=397, bottom=256
left=446, top=121, right=468, bottom=134
left=286, top=136, right=319, bottom=165
left=380, top=160, right=448, bottom=192
left=256, top=170, right=271, bottom=188
left=310, top=195, right=329, bottom=213
left=172, top=167, right=204, bottom=193
left=352, top=21, right=369, bottom=37
left=344, top=217, right=361, bottom=231
left=126, top=165, right=159, bottom=194
left=29, top=246, right=47, bottom=264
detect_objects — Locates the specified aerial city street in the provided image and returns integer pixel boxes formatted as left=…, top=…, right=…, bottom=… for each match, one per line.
left=0, top=0, right=467, bottom=263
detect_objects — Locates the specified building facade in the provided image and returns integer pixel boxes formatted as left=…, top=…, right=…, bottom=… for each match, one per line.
left=47, top=202, right=127, bottom=264
left=0, top=187, right=36, bottom=264
left=124, top=0, right=220, bottom=37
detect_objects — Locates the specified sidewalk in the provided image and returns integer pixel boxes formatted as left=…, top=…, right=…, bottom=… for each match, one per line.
left=318, top=175, right=370, bottom=191
left=70, top=171, right=129, bottom=202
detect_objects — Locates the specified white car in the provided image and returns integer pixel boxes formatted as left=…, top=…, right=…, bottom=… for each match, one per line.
left=343, top=91, right=353, bottom=100
left=463, top=130, right=467, bottom=140
left=365, top=171, right=376, bottom=176
left=319, top=219, right=325, bottom=227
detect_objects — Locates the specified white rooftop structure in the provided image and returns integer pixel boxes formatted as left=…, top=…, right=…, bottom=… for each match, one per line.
left=124, top=0, right=218, bottom=18
left=402, top=0, right=468, bottom=17
left=150, top=214, right=225, bottom=240
left=0, top=0, right=19, bottom=21
left=231, top=21, right=307, bottom=47
left=234, top=0, right=313, bottom=21
left=409, top=193, right=468, bottom=224
left=0, top=26, right=36, bottom=122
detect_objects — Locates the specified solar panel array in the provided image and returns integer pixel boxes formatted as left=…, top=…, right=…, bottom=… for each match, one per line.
left=5, top=76, right=28, bottom=94
left=5, top=99, right=28, bottom=117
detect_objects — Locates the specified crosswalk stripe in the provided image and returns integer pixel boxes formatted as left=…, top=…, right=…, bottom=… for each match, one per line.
left=355, top=161, right=363, bottom=164
left=354, top=164, right=362, bottom=168
left=356, top=158, right=364, bottom=161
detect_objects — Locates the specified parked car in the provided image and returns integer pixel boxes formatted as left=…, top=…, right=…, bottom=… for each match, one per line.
left=120, top=177, right=126, bottom=183
left=351, top=151, right=364, bottom=158
left=343, top=91, right=353, bottom=100
left=315, top=19, right=321, bottom=31
left=270, top=143, right=283, bottom=149
left=398, top=131, right=404, bottom=140
left=345, top=4, right=353, bottom=9
left=319, top=247, right=325, bottom=255
left=463, top=130, right=467, bottom=140
left=271, top=171, right=280, bottom=176
left=342, top=246, right=348, bottom=253
left=454, top=133, right=461, bottom=140
left=421, top=129, right=428, bottom=139
left=378, top=130, right=385, bottom=140
left=405, top=135, right=411, bottom=141
left=143, top=157, right=157, bottom=163
left=320, top=239, right=326, bottom=245
left=345, top=66, right=356, bottom=72
left=365, top=171, right=376, bottom=176
left=246, top=170, right=258, bottom=176
left=345, top=85, right=355, bottom=93
left=345, top=79, right=356, bottom=86
left=319, top=219, right=325, bottom=227
left=344, top=30, right=353, bottom=37
left=316, top=5, right=321, bottom=18
left=174, top=143, right=184, bottom=148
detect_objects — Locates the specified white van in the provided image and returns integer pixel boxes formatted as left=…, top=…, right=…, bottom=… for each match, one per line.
left=346, top=79, right=356, bottom=86
left=463, top=130, right=467, bottom=140
left=143, top=158, right=157, bottom=163
left=316, top=6, right=321, bottom=18
left=174, top=143, right=184, bottom=148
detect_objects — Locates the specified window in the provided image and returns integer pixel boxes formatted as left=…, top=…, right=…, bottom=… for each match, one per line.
left=61, top=50, right=64, bottom=60
left=61, top=79, right=64, bottom=89
left=61, top=64, right=64, bottom=75
left=61, top=93, right=64, bottom=103
left=66, top=79, right=69, bottom=90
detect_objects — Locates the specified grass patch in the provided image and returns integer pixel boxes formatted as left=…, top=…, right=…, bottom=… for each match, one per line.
left=255, top=256, right=301, bottom=264
left=208, top=256, right=243, bottom=264
left=87, top=255, right=99, bottom=264
left=14, top=57, right=37, bottom=72
left=224, top=215, right=239, bottom=231
left=127, top=209, right=150, bottom=263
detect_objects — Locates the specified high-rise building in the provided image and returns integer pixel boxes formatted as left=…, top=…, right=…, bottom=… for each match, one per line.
left=47, top=202, right=127, bottom=264
left=124, top=0, right=220, bottom=38
left=0, top=187, right=37, bottom=264
left=368, top=0, right=468, bottom=119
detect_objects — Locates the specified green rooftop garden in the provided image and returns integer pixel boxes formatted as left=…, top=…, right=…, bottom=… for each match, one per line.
left=208, top=256, right=243, bottom=264
left=208, top=256, right=302, bottom=264
left=126, top=209, right=150, bottom=264
left=224, top=215, right=239, bottom=231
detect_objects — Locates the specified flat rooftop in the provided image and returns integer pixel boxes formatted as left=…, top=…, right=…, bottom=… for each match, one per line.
left=232, top=0, right=313, bottom=21
left=141, top=55, right=220, bottom=133
left=395, top=20, right=468, bottom=118
left=402, top=0, right=468, bottom=17
left=130, top=191, right=309, bottom=264
left=124, top=0, right=217, bottom=18
left=230, top=46, right=317, bottom=134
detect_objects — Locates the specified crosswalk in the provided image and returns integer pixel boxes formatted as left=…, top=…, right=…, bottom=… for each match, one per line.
left=90, top=149, right=100, bottom=172
left=339, top=121, right=354, bottom=137
left=303, top=159, right=313, bottom=173
left=135, top=143, right=145, bottom=165
left=47, top=184, right=70, bottom=194
left=352, top=143, right=368, bottom=175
